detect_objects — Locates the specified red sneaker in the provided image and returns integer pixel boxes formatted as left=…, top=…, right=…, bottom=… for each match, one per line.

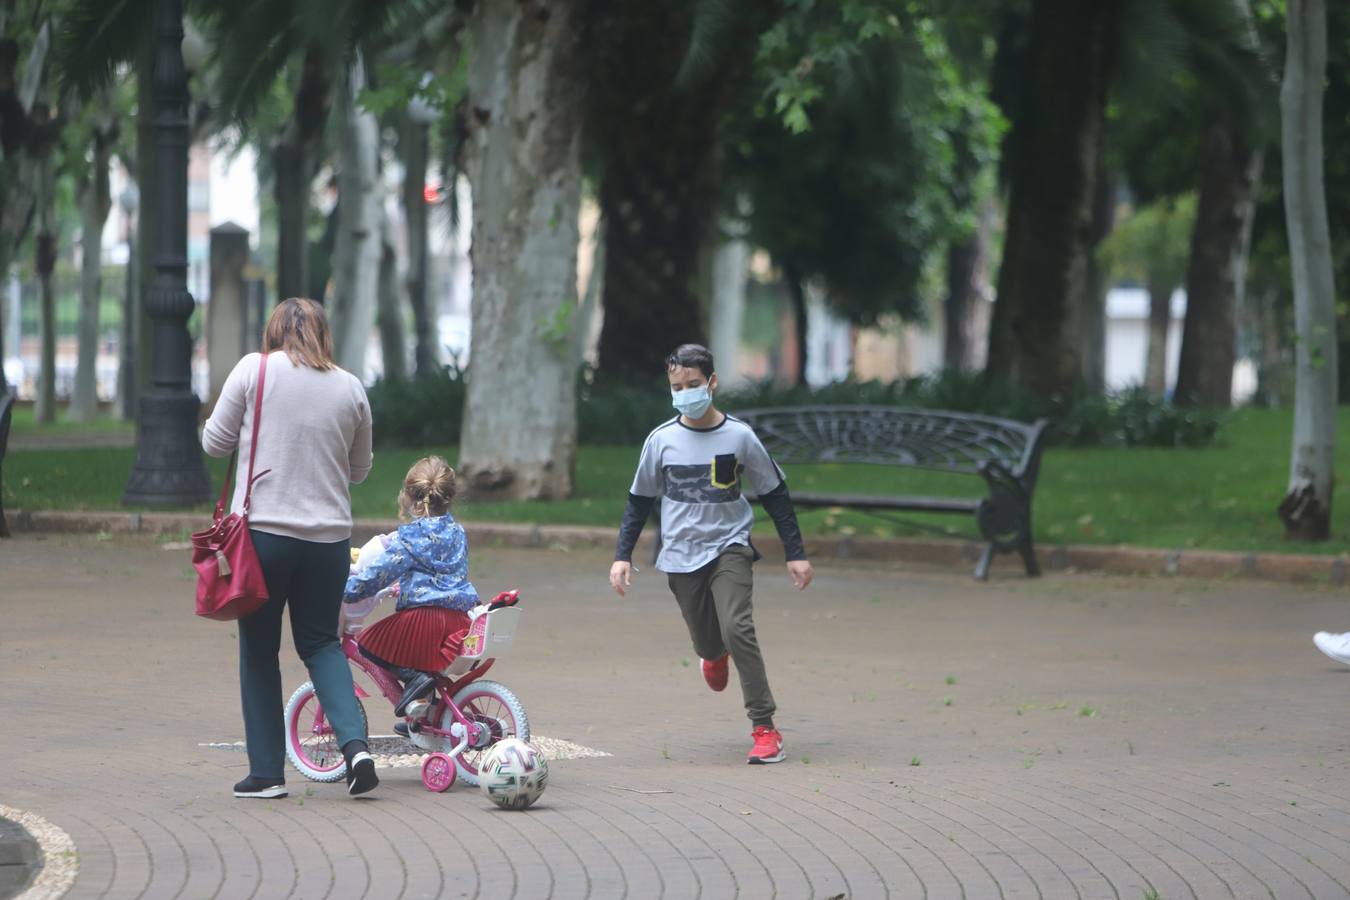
left=747, top=726, right=785, bottom=764
left=701, top=654, right=730, bottom=691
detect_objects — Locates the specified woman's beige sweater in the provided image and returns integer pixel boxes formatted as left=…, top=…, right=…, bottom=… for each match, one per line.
left=202, top=352, right=373, bottom=542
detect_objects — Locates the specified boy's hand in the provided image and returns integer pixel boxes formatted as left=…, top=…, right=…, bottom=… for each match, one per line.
left=609, top=561, right=634, bottom=597
left=786, top=560, right=813, bottom=590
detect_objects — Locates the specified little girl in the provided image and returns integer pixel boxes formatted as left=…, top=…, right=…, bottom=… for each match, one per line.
left=343, top=456, right=479, bottom=717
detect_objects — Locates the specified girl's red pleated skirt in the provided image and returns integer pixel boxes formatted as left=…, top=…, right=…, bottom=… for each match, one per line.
left=356, top=606, right=471, bottom=673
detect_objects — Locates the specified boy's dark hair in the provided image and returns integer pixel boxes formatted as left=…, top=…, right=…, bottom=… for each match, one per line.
left=666, top=343, right=715, bottom=377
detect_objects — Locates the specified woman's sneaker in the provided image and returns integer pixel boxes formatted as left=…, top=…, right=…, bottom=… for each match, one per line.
left=233, top=775, right=287, bottom=799
left=747, top=726, right=785, bottom=764
left=343, top=741, right=380, bottom=796
left=1314, top=631, right=1350, bottom=666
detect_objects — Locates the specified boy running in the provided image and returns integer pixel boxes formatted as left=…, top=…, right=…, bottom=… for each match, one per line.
left=608, top=344, right=813, bottom=764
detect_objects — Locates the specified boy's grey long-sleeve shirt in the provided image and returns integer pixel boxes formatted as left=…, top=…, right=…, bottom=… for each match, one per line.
left=616, top=414, right=806, bottom=573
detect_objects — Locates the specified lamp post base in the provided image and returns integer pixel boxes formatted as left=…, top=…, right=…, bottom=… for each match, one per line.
left=123, top=391, right=211, bottom=506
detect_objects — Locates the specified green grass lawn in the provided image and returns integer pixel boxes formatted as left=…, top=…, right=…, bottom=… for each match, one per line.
left=8, top=406, right=137, bottom=437
left=4, top=407, right=1348, bottom=555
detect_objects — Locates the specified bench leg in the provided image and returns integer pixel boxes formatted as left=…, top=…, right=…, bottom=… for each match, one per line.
left=0, top=462, right=7, bottom=538
left=1019, top=538, right=1040, bottom=577
left=973, top=543, right=994, bottom=581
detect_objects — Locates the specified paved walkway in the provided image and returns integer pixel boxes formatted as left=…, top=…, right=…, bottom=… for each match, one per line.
left=3, top=532, right=1350, bottom=899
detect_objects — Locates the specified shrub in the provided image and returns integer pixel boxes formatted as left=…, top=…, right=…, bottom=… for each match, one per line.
left=367, top=366, right=1224, bottom=450
left=365, top=365, right=466, bottom=448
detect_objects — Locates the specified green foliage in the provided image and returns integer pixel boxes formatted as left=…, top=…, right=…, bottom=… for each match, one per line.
left=54, top=0, right=153, bottom=98
left=578, top=375, right=678, bottom=446
left=730, top=2, right=1005, bottom=329
left=1098, top=194, right=1197, bottom=290
left=364, top=365, right=466, bottom=448
left=1054, top=386, right=1224, bottom=448
left=358, top=55, right=467, bottom=119
left=1109, top=0, right=1278, bottom=203
left=568, top=368, right=1226, bottom=449
left=755, top=0, right=904, bottom=134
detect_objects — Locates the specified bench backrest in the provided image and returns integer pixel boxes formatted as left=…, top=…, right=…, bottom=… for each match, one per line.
left=732, top=405, right=1047, bottom=479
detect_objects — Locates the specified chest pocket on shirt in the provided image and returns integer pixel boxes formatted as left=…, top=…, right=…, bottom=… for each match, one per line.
left=711, top=453, right=740, bottom=489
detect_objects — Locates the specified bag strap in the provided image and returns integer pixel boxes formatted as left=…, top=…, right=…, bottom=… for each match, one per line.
left=211, top=354, right=270, bottom=523
left=241, top=352, right=269, bottom=516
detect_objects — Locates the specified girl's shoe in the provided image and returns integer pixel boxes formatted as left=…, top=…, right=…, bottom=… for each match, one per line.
left=747, top=726, right=785, bottom=764
left=233, top=775, right=287, bottom=798
left=394, top=673, right=436, bottom=717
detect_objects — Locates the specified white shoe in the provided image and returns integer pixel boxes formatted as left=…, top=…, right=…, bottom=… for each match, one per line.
left=1313, top=632, right=1350, bottom=666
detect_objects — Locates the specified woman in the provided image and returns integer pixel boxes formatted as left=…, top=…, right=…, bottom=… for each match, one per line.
left=202, top=297, right=377, bottom=798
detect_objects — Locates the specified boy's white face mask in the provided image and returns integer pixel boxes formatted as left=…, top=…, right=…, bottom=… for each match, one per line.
left=672, top=384, right=713, bottom=419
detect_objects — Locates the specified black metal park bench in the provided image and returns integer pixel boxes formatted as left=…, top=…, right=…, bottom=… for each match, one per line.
left=733, top=405, right=1049, bottom=580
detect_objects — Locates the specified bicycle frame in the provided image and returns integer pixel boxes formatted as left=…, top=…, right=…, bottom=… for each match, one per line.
left=299, top=633, right=501, bottom=757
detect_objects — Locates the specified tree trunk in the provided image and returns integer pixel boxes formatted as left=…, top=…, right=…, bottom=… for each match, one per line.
left=572, top=212, right=605, bottom=370
left=306, top=201, right=338, bottom=302
left=34, top=150, right=56, bottom=423
left=1278, top=0, right=1338, bottom=541
left=459, top=0, right=586, bottom=501
left=944, top=237, right=982, bottom=371
left=274, top=44, right=331, bottom=303
left=330, top=53, right=382, bottom=377
left=1173, top=108, right=1262, bottom=408
left=400, top=112, right=437, bottom=376
left=708, top=218, right=749, bottom=389
left=1078, top=164, right=1116, bottom=391
left=375, top=206, right=406, bottom=381
left=1144, top=280, right=1171, bottom=396
left=985, top=0, right=1119, bottom=399
left=69, top=106, right=116, bottom=422
left=591, top=4, right=770, bottom=381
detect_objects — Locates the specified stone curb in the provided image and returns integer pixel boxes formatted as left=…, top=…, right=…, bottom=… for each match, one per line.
left=0, top=805, right=78, bottom=900
left=11, top=508, right=1347, bottom=587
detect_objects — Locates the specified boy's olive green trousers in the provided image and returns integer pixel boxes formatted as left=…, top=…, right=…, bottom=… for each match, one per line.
left=667, top=543, right=776, bottom=727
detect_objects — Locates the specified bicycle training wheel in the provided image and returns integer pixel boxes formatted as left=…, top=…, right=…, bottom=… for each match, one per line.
left=448, top=680, right=529, bottom=787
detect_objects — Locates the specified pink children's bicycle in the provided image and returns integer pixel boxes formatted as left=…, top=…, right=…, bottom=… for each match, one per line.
left=284, top=591, right=528, bottom=792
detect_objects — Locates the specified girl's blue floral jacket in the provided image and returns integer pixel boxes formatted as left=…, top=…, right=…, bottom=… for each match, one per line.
left=343, top=514, right=479, bottom=612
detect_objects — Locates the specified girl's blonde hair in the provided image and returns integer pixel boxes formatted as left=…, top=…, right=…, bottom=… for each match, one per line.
left=263, top=297, right=337, bottom=370
left=399, top=456, right=457, bottom=520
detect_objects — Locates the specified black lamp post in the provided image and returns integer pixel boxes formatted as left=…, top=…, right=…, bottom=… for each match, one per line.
left=122, top=0, right=210, bottom=506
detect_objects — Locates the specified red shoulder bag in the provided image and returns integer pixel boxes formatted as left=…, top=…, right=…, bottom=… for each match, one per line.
left=192, top=353, right=273, bottom=620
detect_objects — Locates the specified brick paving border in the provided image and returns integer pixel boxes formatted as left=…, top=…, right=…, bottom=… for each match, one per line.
left=0, top=806, right=77, bottom=900
left=13, top=507, right=1348, bottom=587
left=5, top=533, right=1350, bottom=899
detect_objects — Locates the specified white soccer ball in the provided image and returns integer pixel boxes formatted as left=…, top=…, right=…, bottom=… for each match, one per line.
left=478, top=737, right=548, bottom=810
